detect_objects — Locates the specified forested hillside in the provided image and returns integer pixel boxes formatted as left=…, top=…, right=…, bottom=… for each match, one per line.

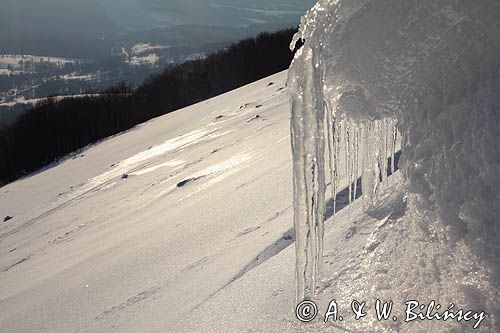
left=0, top=28, right=302, bottom=185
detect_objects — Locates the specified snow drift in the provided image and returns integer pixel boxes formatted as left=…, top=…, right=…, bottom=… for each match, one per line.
left=290, top=0, right=500, bottom=330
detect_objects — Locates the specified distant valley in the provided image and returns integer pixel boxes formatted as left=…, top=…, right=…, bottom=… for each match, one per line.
left=0, top=0, right=315, bottom=124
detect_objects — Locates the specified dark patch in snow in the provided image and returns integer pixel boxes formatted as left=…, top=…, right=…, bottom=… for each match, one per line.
left=267, top=82, right=274, bottom=86
left=272, top=288, right=284, bottom=297
left=95, top=283, right=166, bottom=320
left=345, top=227, right=357, bottom=239
left=262, top=207, right=290, bottom=225
left=235, top=226, right=261, bottom=238
left=366, top=240, right=380, bottom=252
left=121, top=173, right=129, bottom=179
left=246, top=114, right=260, bottom=122
left=48, top=223, right=87, bottom=245
left=3, top=216, right=13, bottom=222
left=176, top=177, right=200, bottom=188
left=2, top=257, right=29, bottom=272
left=182, top=256, right=209, bottom=272
left=72, top=154, right=85, bottom=160
left=235, top=182, right=247, bottom=190
left=214, top=115, right=224, bottom=120
left=255, top=123, right=274, bottom=133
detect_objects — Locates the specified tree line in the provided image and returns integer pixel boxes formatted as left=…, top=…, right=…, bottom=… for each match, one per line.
left=0, top=28, right=303, bottom=186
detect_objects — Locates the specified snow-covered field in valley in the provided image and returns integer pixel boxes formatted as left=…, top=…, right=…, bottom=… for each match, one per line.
left=0, top=55, right=83, bottom=75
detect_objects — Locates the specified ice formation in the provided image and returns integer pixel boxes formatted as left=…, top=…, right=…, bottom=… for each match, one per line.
left=289, top=0, right=500, bottom=303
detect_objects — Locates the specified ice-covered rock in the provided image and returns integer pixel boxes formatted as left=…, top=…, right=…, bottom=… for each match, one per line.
left=289, top=1, right=500, bottom=325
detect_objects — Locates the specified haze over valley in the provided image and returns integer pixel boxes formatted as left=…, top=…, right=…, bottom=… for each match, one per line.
left=0, top=0, right=315, bottom=123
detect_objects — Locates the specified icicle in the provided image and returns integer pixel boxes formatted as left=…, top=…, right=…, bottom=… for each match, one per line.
left=351, top=124, right=356, bottom=202
left=289, top=45, right=326, bottom=302
left=373, top=121, right=382, bottom=196
left=289, top=38, right=400, bottom=304
left=333, top=119, right=340, bottom=214
left=346, top=122, right=352, bottom=206
left=361, top=123, right=370, bottom=205
left=383, top=119, right=388, bottom=182
left=361, top=121, right=379, bottom=206
left=391, top=123, right=397, bottom=174
left=353, top=125, right=358, bottom=201
left=325, top=100, right=337, bottom=213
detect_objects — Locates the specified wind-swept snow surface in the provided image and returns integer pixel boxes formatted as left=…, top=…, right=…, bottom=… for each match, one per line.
left=290, top=0, right=500, bottom=331
left=0, top=72, right=296, bottom=332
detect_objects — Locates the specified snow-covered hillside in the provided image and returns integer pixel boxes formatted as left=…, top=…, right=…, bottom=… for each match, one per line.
left=0, top=71, right=299, bottom=332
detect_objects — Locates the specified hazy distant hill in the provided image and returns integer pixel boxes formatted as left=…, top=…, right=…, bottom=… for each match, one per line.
left=0, top=0, right=315, bottom=57
left=0, top=0, right=116, bottom=57
left=136, top=0, right=315, bottom=27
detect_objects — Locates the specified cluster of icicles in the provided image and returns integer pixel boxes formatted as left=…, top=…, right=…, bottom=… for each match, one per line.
left=289, top=0, right=500, bottom=307
left=291, top=99, right=400, bottom=301
left=326, top=117, right=399, bottom=214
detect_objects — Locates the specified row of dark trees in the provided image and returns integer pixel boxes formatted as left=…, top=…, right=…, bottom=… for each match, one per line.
left=0, top=28, right=302, bottom=186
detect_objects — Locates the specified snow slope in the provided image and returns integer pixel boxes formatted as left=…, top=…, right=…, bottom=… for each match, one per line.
left=0, top=72, right=300, bottom=332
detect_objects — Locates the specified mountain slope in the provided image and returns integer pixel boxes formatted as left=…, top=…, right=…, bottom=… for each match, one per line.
left=0, top=71, right=297, bottom=331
